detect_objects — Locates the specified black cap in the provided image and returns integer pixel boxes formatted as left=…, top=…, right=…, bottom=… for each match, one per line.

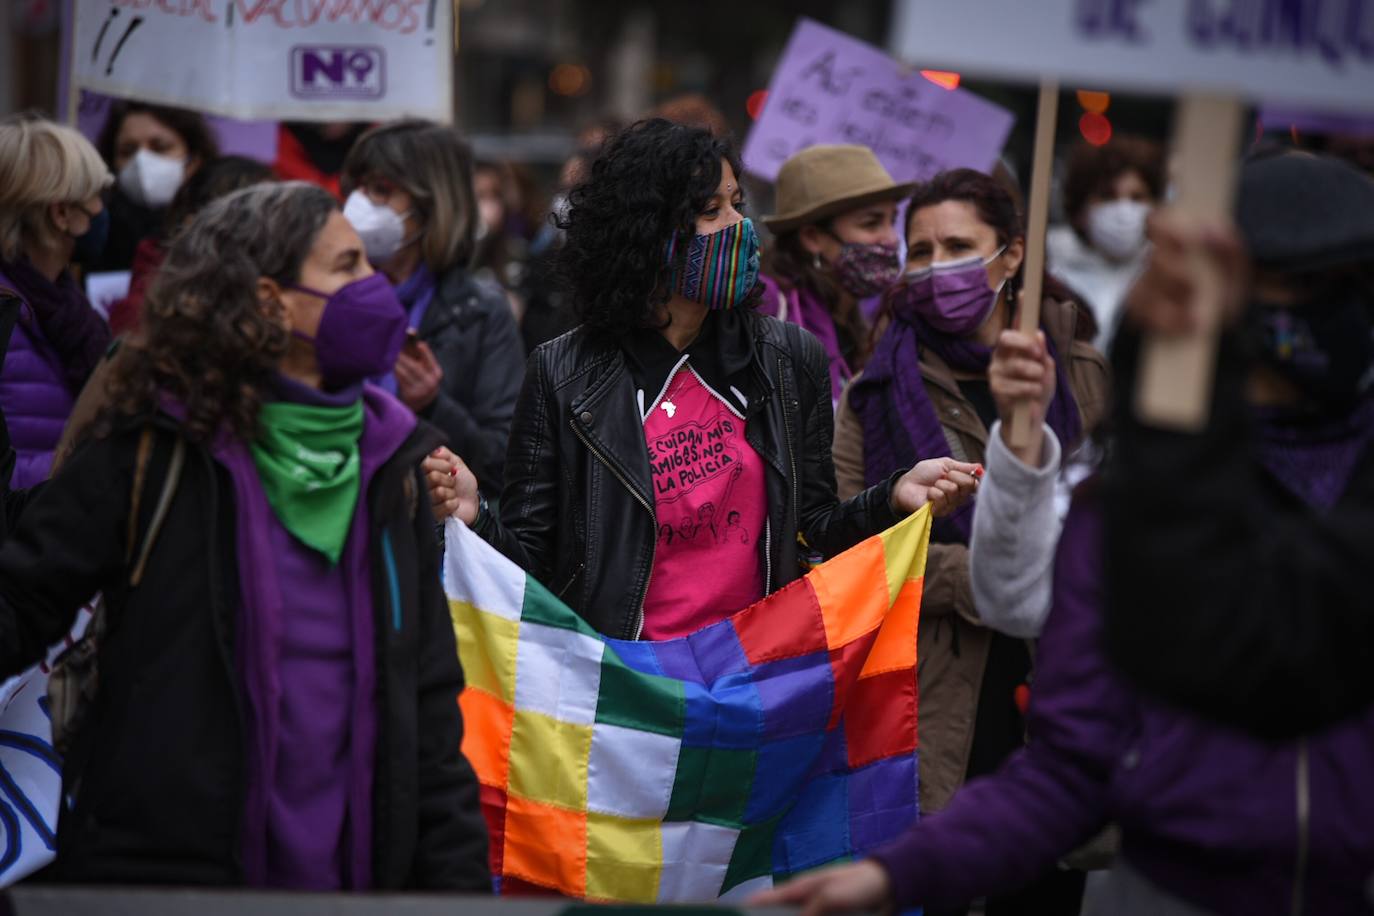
left=1236, top=152, right=1374, bottom=273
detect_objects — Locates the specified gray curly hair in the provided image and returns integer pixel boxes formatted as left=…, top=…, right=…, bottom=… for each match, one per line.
left=102, top=181, right=338, bottom=443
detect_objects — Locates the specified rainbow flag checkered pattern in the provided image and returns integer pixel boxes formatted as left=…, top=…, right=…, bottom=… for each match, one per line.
left=444, top=505, right=931, bottom=902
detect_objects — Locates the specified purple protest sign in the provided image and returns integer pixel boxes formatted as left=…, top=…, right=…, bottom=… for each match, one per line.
left=1258, top=105, right=1374, bottom=139
left=75, top=90, right=279, bottom=164
left=742, top=19, right=1015, bottom=185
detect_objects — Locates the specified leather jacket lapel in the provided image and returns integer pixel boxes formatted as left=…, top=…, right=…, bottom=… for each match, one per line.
left=570, top=354, right=656, bottom=512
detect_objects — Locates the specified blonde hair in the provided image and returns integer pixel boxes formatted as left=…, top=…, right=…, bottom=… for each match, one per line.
left=0, top=114, right=113, bottom=261
left=341, top=119, right=477, bottom=273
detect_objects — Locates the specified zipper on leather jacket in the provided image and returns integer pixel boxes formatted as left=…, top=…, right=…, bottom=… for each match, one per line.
left=778, top=356, right=800, bottom=522
left=556, top=561, right=585, bottom=600
left=763, top=519, right=773, bottom=596
left=1290, top=739, right=1310, bottom=916
left=570, top=419, right=655, bottom=639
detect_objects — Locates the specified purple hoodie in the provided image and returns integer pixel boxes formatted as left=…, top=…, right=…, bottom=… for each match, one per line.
left=871, top=493, right=1374, bottom=915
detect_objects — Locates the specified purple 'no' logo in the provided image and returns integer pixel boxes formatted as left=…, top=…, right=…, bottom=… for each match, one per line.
left=290, top=46, right=386, bottom=100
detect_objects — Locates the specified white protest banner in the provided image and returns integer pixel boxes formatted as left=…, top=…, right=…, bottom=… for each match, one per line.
left=0, top=609, right=94, bottom=887
left=742, top=18, right=1014, bottom=185
left=68, top=0, right=453, bottom=123
left=891, top=0, right=1374, bottom=112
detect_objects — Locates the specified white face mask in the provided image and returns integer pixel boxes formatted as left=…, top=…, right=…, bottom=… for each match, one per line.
left=344, top=190, right=412, bottom=264
left=117, top=149, right=186, bottom=209
left=1086, top=199, right=1150, bottom=262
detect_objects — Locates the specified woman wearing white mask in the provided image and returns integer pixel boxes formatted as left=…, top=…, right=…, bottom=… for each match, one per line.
left=1045, top=135, right=1164, bottom=352
left=94, top=102, right=218, bottom=273
left=340, top=120, right=524, bottom=500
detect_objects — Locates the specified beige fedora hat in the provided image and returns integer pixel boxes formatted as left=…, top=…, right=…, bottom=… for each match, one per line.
left=763, top=145, right=916, bottom=233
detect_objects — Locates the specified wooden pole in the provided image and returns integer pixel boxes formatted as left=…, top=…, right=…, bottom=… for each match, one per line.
left=1134, top=93, right=1245, bottom=430
left=1008, top=80, right=1059, bottom=450
left=65, top=0, right=81, bottom=127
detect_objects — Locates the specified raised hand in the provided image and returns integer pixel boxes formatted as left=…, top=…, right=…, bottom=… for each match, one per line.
left=989, top=328, right=1056, bottom=466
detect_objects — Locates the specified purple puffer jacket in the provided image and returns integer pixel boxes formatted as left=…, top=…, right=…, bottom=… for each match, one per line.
left=871, top=489, right=1374, bottom=915
left=0, top=265, right=107, bottom=486
left=0, top=274, right=77, bottom=489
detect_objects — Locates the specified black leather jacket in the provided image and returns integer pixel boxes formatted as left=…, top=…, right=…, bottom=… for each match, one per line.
left=474, top=311, right=902, bottom=638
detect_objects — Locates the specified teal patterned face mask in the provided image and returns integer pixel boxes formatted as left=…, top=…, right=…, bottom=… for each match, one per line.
left=665, top=218, right=761, bottom=310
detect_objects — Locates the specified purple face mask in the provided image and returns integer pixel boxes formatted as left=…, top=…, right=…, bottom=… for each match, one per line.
left=291, top=273, right=408, bottom=390
left=830, top=241, right=903, bottom=298
left=891, top=246, right=1007, bottom=336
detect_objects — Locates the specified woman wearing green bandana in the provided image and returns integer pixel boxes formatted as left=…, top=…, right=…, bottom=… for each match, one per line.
left=0, top=182, right=490, bottom=891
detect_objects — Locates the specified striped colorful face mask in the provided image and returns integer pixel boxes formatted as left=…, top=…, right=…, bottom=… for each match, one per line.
left=666, top=217, right=761, bottom=310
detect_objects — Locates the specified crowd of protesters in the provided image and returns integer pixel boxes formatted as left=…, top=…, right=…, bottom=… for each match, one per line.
left=0, top=78, right=1370, bottom=916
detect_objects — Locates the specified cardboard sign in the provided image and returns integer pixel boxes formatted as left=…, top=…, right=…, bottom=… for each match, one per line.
left=68, top=0, right=453, bottom=122
left=741, top=18, right=1014, bottom=184
left=891, top=0, right=1374, bottom=112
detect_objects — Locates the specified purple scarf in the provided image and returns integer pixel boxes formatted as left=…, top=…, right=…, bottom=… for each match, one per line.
left=1254, top=397, right=1374, bottom=510
left=164, top=383, right=415, bottom=888
left=377, top=264, right=437, bottom=396
left=849, top=308, right=1082, bottom=544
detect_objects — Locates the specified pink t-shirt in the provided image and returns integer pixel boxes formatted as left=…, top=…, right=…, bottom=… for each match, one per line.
left=640, top=362, right=767, bottom=640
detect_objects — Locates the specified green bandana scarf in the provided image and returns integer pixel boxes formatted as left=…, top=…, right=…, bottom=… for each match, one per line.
left=249, top=399, right=365, bottom=565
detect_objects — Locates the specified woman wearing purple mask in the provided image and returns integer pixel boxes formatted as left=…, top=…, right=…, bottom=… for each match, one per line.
left=831, top=168, right=1108, bottom=916
left=440, top=120, right=981, bottom=641
left=759, top=145, right=915, bottom=404
left=0, top=182, right=490, bottom=891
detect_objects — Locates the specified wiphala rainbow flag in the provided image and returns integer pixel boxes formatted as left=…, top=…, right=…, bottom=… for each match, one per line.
left=444, top=505, right=930, bottom=902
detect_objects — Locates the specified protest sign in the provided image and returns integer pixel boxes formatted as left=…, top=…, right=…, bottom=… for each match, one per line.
left=1258, top=104, right=1374, bottom=138
left=741, top=18, right=1014, bottom=185
left=0, top=609, right=94, bottom=887
left=891, top=0, right=1374, bottom=112
left=75, top=91, right=279, bottom=163
left=67, top=0, right=453, bottom=123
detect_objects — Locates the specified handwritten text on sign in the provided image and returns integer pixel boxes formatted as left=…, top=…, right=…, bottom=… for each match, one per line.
left=70, top=0, right=452, bottom=122
left=742, top=19, right=1015, bottom=185
left=891, top=0, right=1374, bottom=112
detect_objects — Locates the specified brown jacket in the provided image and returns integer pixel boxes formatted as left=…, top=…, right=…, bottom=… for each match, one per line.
left=832, top=297, right=1109, bottom=815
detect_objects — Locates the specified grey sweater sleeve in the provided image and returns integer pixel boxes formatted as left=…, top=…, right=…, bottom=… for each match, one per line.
left=969, top=421, right=1063, bottom=638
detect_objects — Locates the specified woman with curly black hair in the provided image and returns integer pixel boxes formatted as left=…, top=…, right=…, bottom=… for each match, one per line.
left=0, top=181, right=490, bottom=890
left=442, top=119, right=980, bottom=639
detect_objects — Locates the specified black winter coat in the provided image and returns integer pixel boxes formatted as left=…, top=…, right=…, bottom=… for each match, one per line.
left=417, top=266, right=524, bottom=499
left=0, top=415, right=489, bottom=889
left=475, top=311, right=903, bottom=639
left=1105, top=327, right=1374, bottom=740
